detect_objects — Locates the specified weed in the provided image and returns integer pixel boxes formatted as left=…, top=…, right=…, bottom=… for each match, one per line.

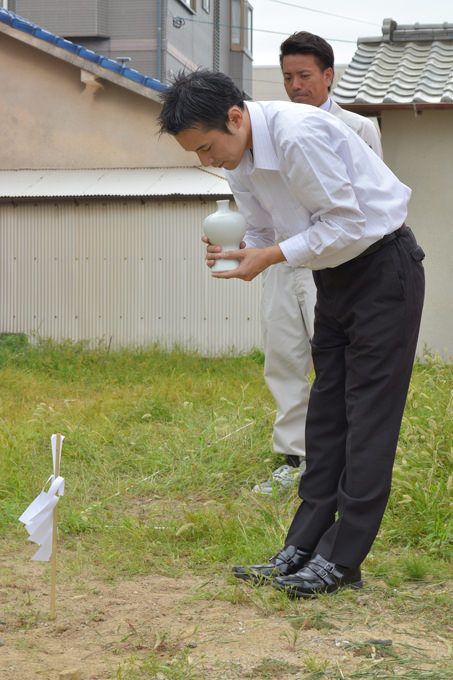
left=248, top=657, right=300, bottom=678
left=115, top=648, right=199, bottom=679
left=286, top=610, right=336, bottom=631
left=2, top=344, right=452, bottom=679
left=302, top=653, right=330, bottom=673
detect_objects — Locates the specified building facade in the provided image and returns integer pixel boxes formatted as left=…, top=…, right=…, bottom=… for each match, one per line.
left=5, top=0, right=253, bottom=96
left=1, top=8, right=262, bottom=355
left=333, top=18, right=453, bottom=358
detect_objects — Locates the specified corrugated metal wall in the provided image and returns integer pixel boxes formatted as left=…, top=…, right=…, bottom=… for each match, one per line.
left=0, top=198, right=264, bottom=355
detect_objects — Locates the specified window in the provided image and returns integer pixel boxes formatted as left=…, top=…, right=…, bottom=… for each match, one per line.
left=245, top=3, right=253, bottom=53
left=231, top=0, right=241, bottom=46
left=177, top=0, right=196, bottom=12
left=202, top=0, right=210, bottom=12
left=231, top=0, right=253, bottom=55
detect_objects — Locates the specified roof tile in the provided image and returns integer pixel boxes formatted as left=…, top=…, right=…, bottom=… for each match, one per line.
left=334, top=19, right=453, bottom=107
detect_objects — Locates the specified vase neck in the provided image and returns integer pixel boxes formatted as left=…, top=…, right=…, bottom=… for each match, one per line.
left=216, top=200, right=230, bottom=212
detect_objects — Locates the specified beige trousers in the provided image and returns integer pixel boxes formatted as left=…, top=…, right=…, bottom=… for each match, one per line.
left=261, top=262, right=316, bottom=460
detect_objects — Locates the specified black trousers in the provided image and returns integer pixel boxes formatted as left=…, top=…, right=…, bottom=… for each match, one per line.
left=285, top=227, right=425, bottom=567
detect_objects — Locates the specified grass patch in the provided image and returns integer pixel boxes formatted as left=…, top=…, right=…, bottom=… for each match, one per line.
left=1, top=340, right=451, bottom=576
left=1, top=339, right=451, bottom=678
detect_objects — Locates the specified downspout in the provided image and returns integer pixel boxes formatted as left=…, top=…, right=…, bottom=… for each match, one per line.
left=157, top=0, right=163, bottom=81
left=213, top=0, right=220, bottom=71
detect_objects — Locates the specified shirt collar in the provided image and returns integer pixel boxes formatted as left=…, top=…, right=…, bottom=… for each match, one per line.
left=244, top=101, right=280, bottom=171
left=320, top=96, right=331, bottom=112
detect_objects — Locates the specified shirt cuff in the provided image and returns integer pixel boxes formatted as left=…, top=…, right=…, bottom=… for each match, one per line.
left=278, top=234, right=311, bottom=268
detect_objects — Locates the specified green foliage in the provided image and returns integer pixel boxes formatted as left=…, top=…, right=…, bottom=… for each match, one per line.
left=375, top=353, right=453, bottom=565
left=0, top=342, right=451, bottom=590
left=115, top=648, right=200, bottom=679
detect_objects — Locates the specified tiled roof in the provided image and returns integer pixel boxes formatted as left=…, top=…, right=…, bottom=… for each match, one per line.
left=333, top=18, right=453, bottom=107
left=0, top=8, right=167, bottom=94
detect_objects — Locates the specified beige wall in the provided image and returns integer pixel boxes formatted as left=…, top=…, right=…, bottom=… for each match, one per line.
left=253, top=66, right=287, bottom=101
left=253, top=65, right=346, bottom=102
left=382, top=110, right=452, bottom=358
left=0, top=32, right=196, bottom=170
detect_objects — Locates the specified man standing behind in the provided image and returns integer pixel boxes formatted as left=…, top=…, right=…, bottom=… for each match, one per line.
left=253, top=32, right=383, bottom=494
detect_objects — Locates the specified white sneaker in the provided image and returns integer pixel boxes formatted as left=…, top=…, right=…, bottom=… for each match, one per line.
left=252, top=461, right=306, bottom=495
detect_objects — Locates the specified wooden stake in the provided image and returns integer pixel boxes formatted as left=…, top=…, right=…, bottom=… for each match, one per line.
left=50, top=433, right=62, bottom=620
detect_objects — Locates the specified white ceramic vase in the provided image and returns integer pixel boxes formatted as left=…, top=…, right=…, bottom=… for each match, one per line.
left=202, top=199, right=247, bottom=272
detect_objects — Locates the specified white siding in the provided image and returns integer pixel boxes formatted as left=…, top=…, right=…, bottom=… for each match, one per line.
left=1, top=199, right=263, bottom=355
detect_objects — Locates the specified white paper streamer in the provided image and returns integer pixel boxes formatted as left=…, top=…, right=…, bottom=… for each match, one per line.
left=19, top=435, right=65, bottom=561
left=51, top=434, right=65, bottom=475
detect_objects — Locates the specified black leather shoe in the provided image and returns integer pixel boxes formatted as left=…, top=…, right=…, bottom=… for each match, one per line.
left=232, top=545, right=311, bottom=585
left=272, top=553, right=363, bottom=598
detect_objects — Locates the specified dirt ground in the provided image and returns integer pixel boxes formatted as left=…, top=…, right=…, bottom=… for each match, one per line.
left=1, top=547, right=451, bottom=680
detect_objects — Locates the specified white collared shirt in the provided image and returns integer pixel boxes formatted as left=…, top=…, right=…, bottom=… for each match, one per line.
left=225, top=100, right=410, bottom=270
left=327, top=98, right=383, bottom=158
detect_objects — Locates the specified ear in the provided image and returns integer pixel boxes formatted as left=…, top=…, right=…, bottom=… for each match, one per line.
left=227, top=106, right=244, bottom=130
left=323, top=67, right=334, bottom=89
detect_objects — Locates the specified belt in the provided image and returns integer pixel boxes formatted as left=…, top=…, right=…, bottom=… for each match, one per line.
left=357, top=223, right=406, bottom=259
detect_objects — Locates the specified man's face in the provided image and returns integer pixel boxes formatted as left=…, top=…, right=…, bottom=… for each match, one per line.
left=175, top=109, right=250, bottom=171
left=281, top=53, right=333, bottom=107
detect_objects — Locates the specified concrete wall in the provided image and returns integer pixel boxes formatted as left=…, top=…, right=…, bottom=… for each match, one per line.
left=0, top=32, right=195, bottom=170
left=75, top=0, right=161, bottom=78
left=15, top=1, right=162, bottom=78
left=14, top=0, right=109, bottom=36
left=165, top=0, right=252, bottom=96
left=230, top=49, right=253, bottom=100
left=382, top=109, right=453, bottom=358
left=253, top=66, right=287, bottom=101
left=166, top=0, right=212, bottom=74
left=253, top=65, right=347, bottom=101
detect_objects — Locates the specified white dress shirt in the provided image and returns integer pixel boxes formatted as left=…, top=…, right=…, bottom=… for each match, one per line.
left=225, top=100, right=410, bottom=270
left=326, top=99, right=383, bottom=158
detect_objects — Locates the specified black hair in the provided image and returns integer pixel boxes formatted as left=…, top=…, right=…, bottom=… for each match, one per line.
left=279, top=31, right=334, bottom=74
left=158, top=69, right=244, bottom=135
